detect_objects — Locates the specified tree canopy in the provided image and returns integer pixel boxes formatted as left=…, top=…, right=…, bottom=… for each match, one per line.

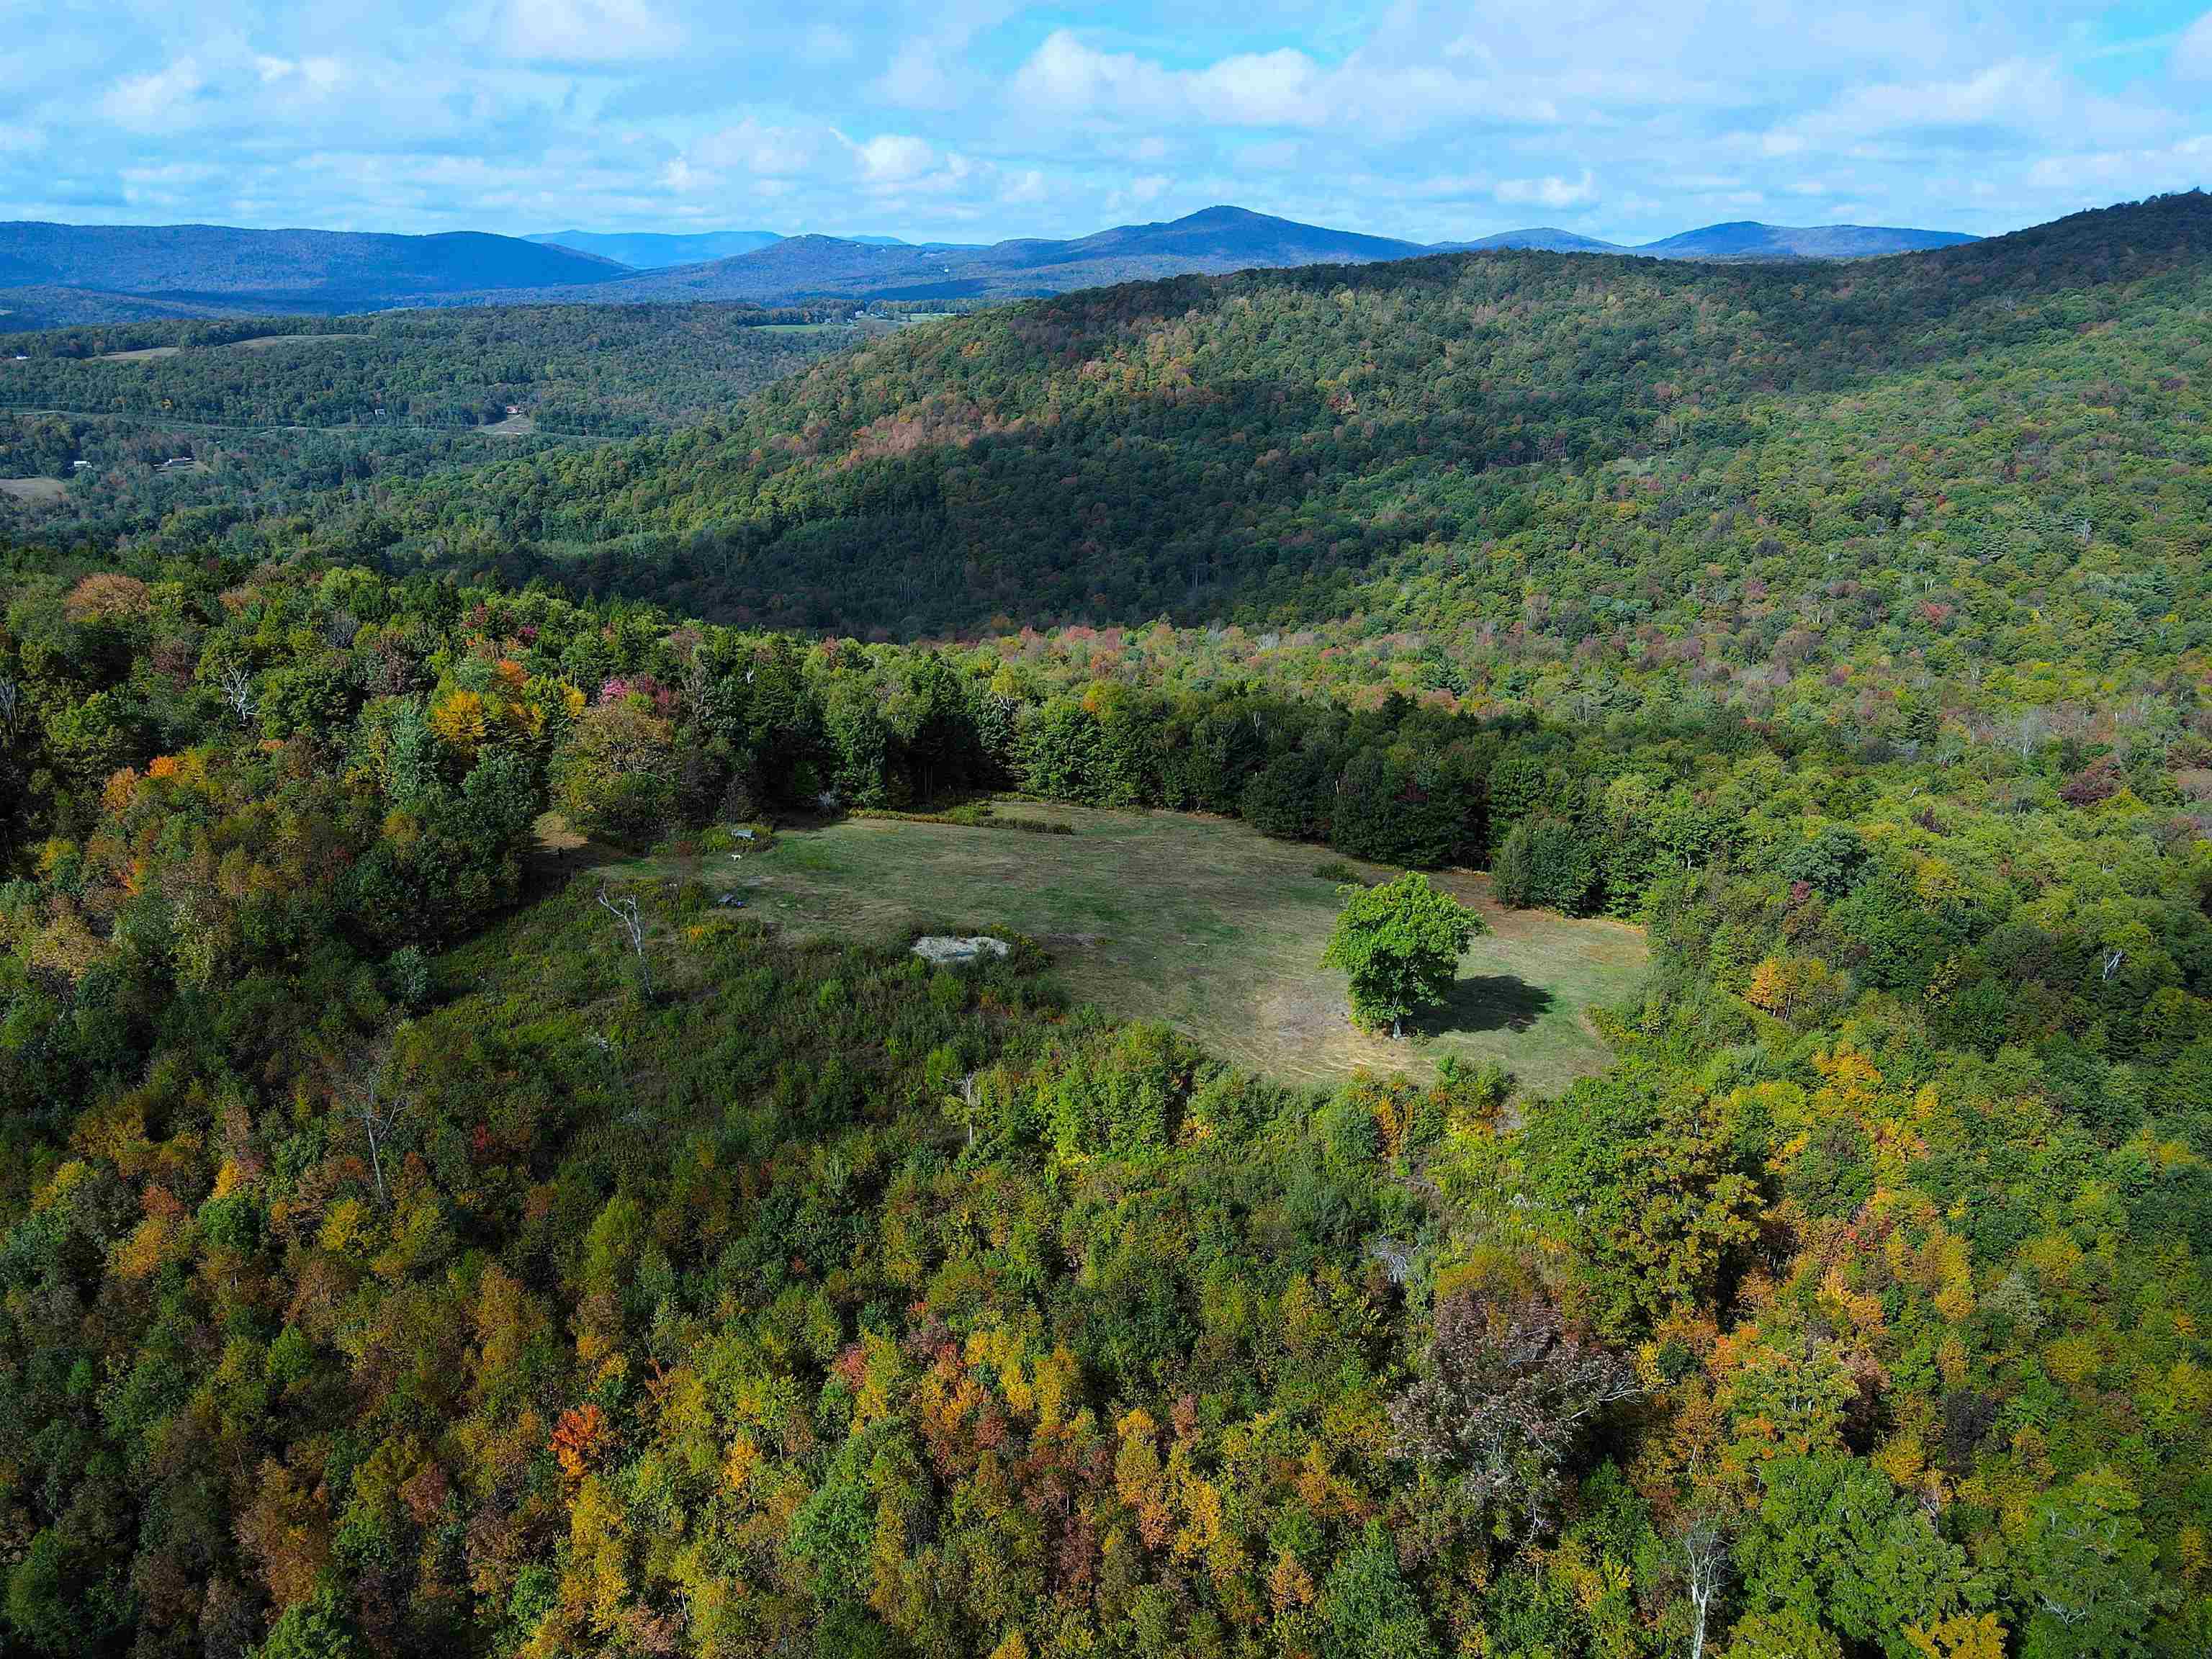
left=1323, top=871, right=1487, bottom=1037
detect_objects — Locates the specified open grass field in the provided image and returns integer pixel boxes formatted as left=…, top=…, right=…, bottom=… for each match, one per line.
left=0, top=476, right=68, bottom=504
left=599, top=804, right=1648, bottom=1095
left=229, top=332, right=366, bottom=351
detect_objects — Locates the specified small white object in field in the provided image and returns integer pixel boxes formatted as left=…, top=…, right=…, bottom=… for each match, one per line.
left=912, top=935, right=1010, bottom=965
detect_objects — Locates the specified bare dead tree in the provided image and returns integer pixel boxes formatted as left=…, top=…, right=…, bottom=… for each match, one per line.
left=335, top=1040, right=408, bottom=1208
left=218, top=662, right=256, bottom=727
left=942, top=1071, right=982, bottom=1148
left=0, top=673, right=18, bottom=734
left=1679, top=1514, right=1732, bottom=1659
left=598, top=884, right=651, bottom=997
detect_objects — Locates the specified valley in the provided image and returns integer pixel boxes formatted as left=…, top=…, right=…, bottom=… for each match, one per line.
left=0, top=302, right=872, bottom=534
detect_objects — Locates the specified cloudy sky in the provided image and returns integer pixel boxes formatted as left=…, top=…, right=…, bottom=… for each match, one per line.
left=2, top=0, right=2208, bottom=245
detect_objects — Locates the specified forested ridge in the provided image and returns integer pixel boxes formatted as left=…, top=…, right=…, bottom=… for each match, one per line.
left=249, top=192, right=2212, bottom=681
left=0, top=191, right=2210, bottom=1659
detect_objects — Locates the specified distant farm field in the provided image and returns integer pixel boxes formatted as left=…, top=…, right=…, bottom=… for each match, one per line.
left=228, top=331, right=368, bottom=351
left=608, top=804, right=1647, bottom=1095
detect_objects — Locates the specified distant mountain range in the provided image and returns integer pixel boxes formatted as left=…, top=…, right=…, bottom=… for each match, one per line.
left=1455, top=220, right=1981, bottom=259
left=472, top=207, right=1979, bottom=311
left=529, top=229, right=786, bottom=268
left=0, top=207, right=1979, bottom=328
left=0, top=222, right=625, bottom=324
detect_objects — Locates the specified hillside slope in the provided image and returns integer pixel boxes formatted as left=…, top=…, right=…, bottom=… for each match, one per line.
left=0, top=222, right=628, bottom=315
left=326, top=193, right=2208, bottom=687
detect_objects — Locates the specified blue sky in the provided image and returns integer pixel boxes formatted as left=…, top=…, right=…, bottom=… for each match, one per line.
left=1, top=1, right=2208, bottom=244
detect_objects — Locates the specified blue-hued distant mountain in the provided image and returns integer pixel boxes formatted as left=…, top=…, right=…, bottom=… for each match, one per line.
left=477, top=206, right=1979, bottom=310
left=1444, top=220, right=1979, bottom=260
left=529, top=228, right=785, bottom=268
left=0, top=222, right=626, bottom=322
left=1438, top=227, right=1626, bottom=253
left=0, top=206, right=1981, bottom=325
left=1631, top=221, right=1979, bottom=259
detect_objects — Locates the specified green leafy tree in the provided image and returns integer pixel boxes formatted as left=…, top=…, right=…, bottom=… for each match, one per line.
left=1737, top=1455, right=1984, bottom=1659
left=2011, top=1469, right=2164, bottom=1659
left=1318, top=1521, right=1438, bottom=1659
left=1322, top=871, right=1485, bottom=1038
left=254, top=1588, right=367, bottom=1659
left=1493, top=817, right=1596, bottom=914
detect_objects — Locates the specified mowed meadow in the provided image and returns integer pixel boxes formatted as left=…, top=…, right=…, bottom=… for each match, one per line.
left=606, top=804, right=1648, bottom=1092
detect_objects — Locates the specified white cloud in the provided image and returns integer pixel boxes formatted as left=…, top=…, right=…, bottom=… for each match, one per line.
left=2177, top=11, right=2212, bottom=81
left=253, top=56, right=345, bottom=95
left=1495, top=169, right=1597, bottom=209
left=1012, top=33, right=1177, bottom=118
left=857, top=133, right=938, bottom=184
left=4, top=1, right=2204, bottom=249
left=2026, top=136, right=2212, bottom=196
left=498, top=0, right=682, bottom=64
left=102, top=59, right=208, bottom=135
left=693, top=119, right=832, bottom=179
left=871, top=39, right=962, bottom=109
left=1009, top=29, right=1552, bottom=135
left=1190, top=50, right=1324, bottom=126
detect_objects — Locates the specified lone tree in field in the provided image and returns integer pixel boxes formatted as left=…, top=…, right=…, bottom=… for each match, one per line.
left=1323, top=871, right=1485, bottom=1038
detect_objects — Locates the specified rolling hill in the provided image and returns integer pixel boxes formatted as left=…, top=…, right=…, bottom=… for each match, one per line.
left=443, top=206, right=1982, bottom=310
left=328, top=191, right=2207, bottom=653
left=1631, top=220, right=1979, bottom=258
left=482, top=207, right=1434, bottom=307
left=1441, top=227, right=1627, bottom=253
left=0, top=222, right=628, bottom=322
left=1445, top=220, right=1978, bottom=258
left=1, top=207, right=1979, bottom=325
left=528, top=228, right=785, bottom=267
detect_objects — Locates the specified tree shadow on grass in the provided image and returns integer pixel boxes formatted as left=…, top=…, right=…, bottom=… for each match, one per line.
left=1417, top=973, right=1556, bottom=1038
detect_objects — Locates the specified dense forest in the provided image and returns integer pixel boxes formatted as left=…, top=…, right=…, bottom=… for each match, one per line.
left=225, top=192, right=2209, bottom=672
left=0, top=305, right=862, bottom=436
left=1, top=193, right=2210, bottom=1658
left=0, top=305, right=873, bottom=544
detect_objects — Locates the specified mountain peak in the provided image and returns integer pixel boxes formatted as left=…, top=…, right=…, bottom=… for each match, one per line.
left=1174, top=205, right=1272, bottom=226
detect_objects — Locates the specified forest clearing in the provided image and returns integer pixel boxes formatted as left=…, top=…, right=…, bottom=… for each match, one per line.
left=605, top=804, right=1648, bottom=1093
